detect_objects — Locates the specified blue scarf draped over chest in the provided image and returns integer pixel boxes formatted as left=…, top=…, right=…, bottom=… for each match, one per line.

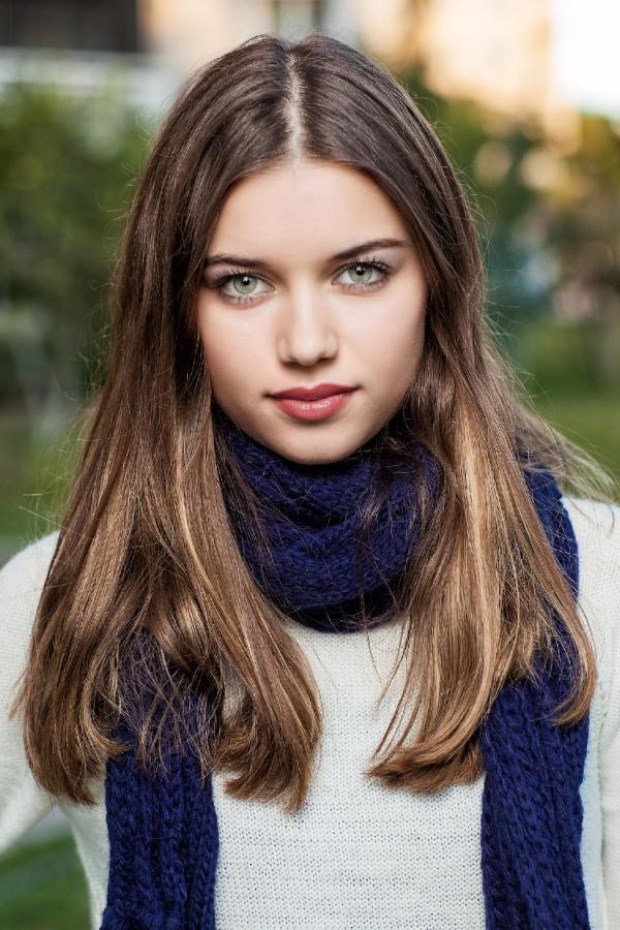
left=101, top=411, right=591, bottom=930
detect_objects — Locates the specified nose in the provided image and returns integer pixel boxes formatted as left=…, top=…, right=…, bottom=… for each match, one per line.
left=277, top=286, right=339, bottom=366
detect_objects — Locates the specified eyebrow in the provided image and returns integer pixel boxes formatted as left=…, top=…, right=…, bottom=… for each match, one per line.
left=203, top=238, right=409, bottom=270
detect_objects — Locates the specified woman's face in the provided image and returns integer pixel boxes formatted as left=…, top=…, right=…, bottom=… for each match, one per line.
left=196, top=159, right=427, bottom=464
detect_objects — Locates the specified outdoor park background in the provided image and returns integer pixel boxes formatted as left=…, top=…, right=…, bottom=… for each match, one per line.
left=0, top=0, right=619, bottom=927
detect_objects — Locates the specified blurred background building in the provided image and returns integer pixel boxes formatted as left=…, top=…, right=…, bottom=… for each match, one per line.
left=3, top=0, right=140, bottom=50
left=3, top=0, right=618, bottom=129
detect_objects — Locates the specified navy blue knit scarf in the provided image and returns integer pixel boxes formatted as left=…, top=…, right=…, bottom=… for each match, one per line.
left=101, top=411, right=590, bottom=930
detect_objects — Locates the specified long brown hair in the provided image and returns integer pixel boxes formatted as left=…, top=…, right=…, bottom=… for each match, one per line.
left=15, top=32, right=609, bottom=810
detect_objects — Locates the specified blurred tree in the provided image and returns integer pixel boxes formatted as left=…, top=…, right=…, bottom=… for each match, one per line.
left=399, top=72, right=545, bottom=338
left=397, top=69, right=620, bottom=386
left=546, top=114, right=620, bottom=322
left=0, top=84, right=151, bottom=411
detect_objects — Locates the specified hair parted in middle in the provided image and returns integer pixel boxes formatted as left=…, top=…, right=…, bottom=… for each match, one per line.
left=17, top=31, right=598, bottom=811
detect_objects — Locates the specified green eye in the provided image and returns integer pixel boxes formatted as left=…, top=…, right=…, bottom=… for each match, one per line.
left=346, top=264, right=374, bottom=284
left=232, top=275, right=258, bottom=295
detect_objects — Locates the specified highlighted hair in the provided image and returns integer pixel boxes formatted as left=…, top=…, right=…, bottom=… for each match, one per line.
left=15, top=33, right=608, bottom=809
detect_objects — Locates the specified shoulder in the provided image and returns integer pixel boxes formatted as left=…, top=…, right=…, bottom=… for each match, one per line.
left=563, top=496, right=620, bottom=634
left=0, top=533, right=60, bottom=656
left=563, top=497, right=620, bottom=598
left=0, top=537, right=60, bottom=848
left=563, top=498, right=620, bottom=732
left=0, top=532, right=60, bottom=602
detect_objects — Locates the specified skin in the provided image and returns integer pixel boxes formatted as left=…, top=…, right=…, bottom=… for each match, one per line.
left=196, top=159, right=428, bottom=465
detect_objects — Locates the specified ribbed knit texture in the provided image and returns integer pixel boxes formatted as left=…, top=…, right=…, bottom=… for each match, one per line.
left=214, top=406, right=444, bottom=630
left=480, top=468, right=590, bottom=928
left=100, top=415, right=590, bottom=930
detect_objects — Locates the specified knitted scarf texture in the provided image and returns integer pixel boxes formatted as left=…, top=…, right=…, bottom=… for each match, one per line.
left=101, top=411, right=590, bottom=929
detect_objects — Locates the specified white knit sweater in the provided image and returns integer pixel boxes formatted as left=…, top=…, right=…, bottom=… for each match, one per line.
left=0, top=497, right=618, bottom=930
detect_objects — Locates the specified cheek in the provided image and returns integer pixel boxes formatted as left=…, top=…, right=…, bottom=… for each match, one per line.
left=202, top=335, right=272, bottom=416
left=197, top=308, right=255, bottom=379
left=362, top=301, right=426, bottom=373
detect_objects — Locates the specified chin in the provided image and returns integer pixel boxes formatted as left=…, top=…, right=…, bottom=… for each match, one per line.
left=272, top=434, right=369, bottom=466
left=289, top=451, right=349, bottom=466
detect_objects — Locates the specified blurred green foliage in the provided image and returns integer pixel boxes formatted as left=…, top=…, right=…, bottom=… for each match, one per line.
left=0, top=832, right=89, bottom=929
left=402, top=71, right=620, bottom=350
left=0, top=409, right=82, bottom=559
left=0, top=84, right=151, bottom=406
left=517, top=320, right=620, bottom=484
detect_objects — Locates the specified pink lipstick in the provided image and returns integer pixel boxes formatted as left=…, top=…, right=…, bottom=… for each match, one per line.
left=270, top=384, right=357, bottom=422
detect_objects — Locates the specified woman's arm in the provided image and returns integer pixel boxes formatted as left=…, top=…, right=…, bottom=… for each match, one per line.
left=0, top=534, right=60, bottom=851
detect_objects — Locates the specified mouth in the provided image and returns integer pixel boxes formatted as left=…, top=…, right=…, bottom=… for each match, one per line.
left=271, top=389, right=357, bottom=422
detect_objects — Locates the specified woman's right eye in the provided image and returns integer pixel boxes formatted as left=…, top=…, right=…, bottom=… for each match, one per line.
left=210, top=273, right=272, bottom=305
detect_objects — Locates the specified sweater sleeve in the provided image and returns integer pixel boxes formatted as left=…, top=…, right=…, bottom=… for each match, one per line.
left=0, top=533, right=60, bottom=852
left=596, top=507, right=620, bottom=928
left=567, top=497, right=620, bottom=930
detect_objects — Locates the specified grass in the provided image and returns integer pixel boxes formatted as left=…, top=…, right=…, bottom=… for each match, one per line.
left=0, top=832, right=90, bottom=930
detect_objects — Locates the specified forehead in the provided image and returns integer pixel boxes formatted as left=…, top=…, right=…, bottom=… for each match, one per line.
left=207, top=160, right=410, bottom=260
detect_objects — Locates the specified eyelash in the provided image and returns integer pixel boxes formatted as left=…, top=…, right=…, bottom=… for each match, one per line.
left=205, top=256, right=393, bottom=306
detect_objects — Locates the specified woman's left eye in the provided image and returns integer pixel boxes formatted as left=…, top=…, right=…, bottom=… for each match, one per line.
left=336, top=261, right=390, bottom=289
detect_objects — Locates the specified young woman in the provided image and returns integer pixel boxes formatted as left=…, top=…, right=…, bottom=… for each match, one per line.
left=1, top=31, right=618, bottom=930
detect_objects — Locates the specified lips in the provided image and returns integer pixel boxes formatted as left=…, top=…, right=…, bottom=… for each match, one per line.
left=270, top=383, right=356, bottom=402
